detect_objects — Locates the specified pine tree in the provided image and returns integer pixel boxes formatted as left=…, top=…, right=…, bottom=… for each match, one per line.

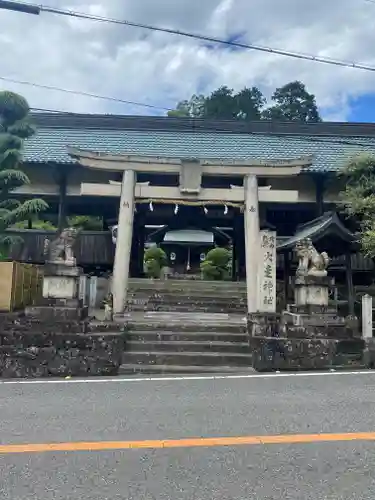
left=0, top=91, right=48, bottom=256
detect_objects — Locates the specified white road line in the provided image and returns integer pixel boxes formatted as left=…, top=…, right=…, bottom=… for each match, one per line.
left=0, top=370, right=374, bottom=385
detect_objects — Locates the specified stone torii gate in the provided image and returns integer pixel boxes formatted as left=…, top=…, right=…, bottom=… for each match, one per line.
left=68, top=148, right=311, bottom=316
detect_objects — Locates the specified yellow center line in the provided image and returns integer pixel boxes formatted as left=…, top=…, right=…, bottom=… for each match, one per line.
left=1, top=432, right=375, bottom=454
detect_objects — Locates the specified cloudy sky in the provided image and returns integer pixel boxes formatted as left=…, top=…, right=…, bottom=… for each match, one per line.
left=1, top=0, right=375, bottom=121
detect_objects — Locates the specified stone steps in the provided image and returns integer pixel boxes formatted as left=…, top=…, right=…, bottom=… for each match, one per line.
left=128, top=324, right=246, bottom=334
left=127, top=297, right=247, bottom=307
left=118, top=364, right=256, bottom=375
left=126, top=279, right=248, bottom=315
left=127, top=293, right=247, bottom=302
left=127, top=318, right=247, bottom=334
left=126, top=340, right=250, bottom=353
left=121, top=309, right=250, bottom=373
left=131, top=304, right=246, bottom=314
left=127, top=331, right=248, bottom=342
left=128, top=279, right=246, bottom=290
left=122, top=350, right=253, bottom=367
left=127, top=300, right=246, bottom=314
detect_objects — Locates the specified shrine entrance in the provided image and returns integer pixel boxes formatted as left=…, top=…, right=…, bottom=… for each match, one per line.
left=69, top=147, right=310, bottom=316
left=147, top=225, right=231, bottom=278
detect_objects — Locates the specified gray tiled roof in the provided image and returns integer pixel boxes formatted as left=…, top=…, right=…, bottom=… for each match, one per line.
left=277, top=211, right=356, bottom=251
left=23, top=114, right=375, bottom=172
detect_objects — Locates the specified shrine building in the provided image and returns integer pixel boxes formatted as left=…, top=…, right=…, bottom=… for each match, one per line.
left=10, top=112, right=375, bottom=315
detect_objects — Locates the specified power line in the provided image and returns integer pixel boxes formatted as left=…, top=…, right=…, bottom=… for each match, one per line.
left=30, top=107, right=83, bottom=114
left=0, top=76, right=172, bottom=111
left=2, top=1, right=375, bottom=73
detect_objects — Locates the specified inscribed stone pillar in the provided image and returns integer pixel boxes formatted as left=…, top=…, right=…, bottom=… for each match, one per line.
left=362, top=294, right=373, bottom=339
left=257, top=230, right=277, bottom=312
left=244, top=175, right=261, bottom=313
left=112, top=169, right=136, bottom=315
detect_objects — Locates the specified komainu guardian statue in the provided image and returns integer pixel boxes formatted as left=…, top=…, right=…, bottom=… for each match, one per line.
left=295, top=237, right=330, bottom=277
left=43, top=227, right=79, bottom=266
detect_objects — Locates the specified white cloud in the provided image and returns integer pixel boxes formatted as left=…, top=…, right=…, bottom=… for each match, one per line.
left=1, top=0, right=375, bottom=119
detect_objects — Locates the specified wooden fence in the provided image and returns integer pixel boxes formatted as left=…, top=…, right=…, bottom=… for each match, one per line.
left=0, top=262, right=43, bottom=312
left=7, top=229, right=115, bottom=267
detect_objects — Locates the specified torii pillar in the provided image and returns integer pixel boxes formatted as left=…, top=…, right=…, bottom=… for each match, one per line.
left=69, top=147, right=310, bottom=317
left=244, top=174, right=260, bottom=313
left=112, top=169, right=136, bottom=315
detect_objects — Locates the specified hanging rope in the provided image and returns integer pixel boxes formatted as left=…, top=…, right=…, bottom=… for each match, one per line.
left=136, top=198, right=244, bottom=209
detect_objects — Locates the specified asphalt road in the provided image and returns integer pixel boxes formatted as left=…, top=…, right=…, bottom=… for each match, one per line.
left=1, top=371, right=375, bottom=499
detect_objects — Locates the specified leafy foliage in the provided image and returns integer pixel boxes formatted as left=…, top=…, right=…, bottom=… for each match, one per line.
left=168, top=81, right=321, bottom=122
left=67, top=215, right=104, bottom=231
left=167, top=94, right=205, bottom=118
left=263, top=81, right=321, bottom=122
left=13, top=219, right=57, bottom=231
left=200, top=247, right=232, bottom=281
left=0, top=91, right=48, bottom=254
left=339, top=153, right=375, bottom=256
left=144, top=246, right=168, bottom=278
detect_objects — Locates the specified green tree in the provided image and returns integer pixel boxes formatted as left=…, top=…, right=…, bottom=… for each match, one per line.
left=204, top=86, right=237, bottom=119
left=235, top=87, right=266, bottom=120
left=338, top=153, right=375, bottom=256
left=167, top=94, right=205, bottom=117
left=168, top=86, right=266, bottom=120
left=0, top=91, right=48, bottom=255
left=262, top=81, right=321, bottom=122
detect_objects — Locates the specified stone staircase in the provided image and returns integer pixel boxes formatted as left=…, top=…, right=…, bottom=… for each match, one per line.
left=119, top=280, right=252, bottom=374
left=126, top=279, right=247, bottom=314
left=120, top=312, right=253, bottom=374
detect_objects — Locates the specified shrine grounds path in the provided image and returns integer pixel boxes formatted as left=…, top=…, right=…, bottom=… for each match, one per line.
left=1, top=371, right=375, bottom=499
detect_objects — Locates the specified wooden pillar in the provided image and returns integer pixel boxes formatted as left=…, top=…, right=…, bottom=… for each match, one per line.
left=283, top=252, right=290, bottom=309
left=314, top=174, right=325, bottom=217
left=130, top=212, right=139, bottom=277
left=237, top=212, right=245, bottom=280
left=231, top=211, right=241, bottom=281
left=138, top=209, right=146, bottom=277
left=57, top=171, right=68, bottom=232
left=346, top=251, right=355, bottom=316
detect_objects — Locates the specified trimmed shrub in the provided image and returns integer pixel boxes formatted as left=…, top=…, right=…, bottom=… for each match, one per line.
left=200, top=247, right=231, bottom=281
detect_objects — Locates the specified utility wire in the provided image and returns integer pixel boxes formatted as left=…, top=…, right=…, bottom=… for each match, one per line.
left=2, top=0, right=375, bottom=73
left=0, top=75, right=172, bottom=111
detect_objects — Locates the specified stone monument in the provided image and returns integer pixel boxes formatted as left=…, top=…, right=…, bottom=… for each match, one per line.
left=249, top=237, right=362, bottom=371
left=42, top=227, right=82, bottom=305
left=293, top=237, right=332, bottom=310
left=283, top=237, right=345, bottom=330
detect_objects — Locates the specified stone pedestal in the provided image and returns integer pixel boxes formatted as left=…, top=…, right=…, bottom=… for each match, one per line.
left=279, top=273, right=360, bottom=342
left=43, top=264, right=80, bottom=301
left=294, top=274, right=333, bottom=308
left=26, top=263, right=88, bottom=321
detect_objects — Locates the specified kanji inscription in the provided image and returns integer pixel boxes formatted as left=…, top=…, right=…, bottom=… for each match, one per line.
left=258, top=230, right=277, bottom=312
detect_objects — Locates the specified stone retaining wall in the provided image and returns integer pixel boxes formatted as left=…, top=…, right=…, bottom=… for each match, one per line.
left=250, top=337, right=365, bottom=371
left=0, top=329, right=125, bottom=379
left=248, top=312, right=366, bottom=371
